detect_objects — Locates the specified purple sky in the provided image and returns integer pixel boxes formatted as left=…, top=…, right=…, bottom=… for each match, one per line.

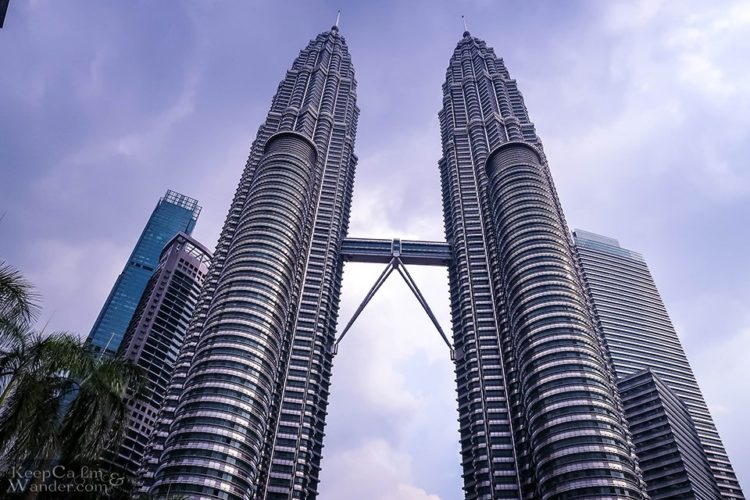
left=1, top=1, right=748, bottom=497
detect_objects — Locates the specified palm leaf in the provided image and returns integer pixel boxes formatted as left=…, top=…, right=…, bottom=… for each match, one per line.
left=0, top=370, right=68, bottom=470
left=58, top=354, right=145, bottom=464
left=0, top=265, right=145, bottom=499
left=0, top=262, right=40, bottom=328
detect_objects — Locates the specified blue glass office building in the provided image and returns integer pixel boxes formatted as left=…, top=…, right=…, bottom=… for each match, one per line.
left=87, top=190, right=201, bottom=355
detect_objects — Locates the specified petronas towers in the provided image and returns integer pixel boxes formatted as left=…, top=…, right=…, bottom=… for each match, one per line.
left=135, top=23, right=743, bottom=500
left=440, top=32, right=644, bottom=498
left=145, top=26, right=358, bottom=499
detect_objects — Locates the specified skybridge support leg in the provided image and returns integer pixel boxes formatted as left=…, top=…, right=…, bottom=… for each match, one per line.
left=330, top=258, right=396, bottom=355
left=393, top=259, right=458, bottom=360
left=331, top=247, right=461, bottom=360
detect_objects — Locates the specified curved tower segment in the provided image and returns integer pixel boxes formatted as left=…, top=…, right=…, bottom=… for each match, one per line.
left=148, top=26, right=358, bottom=500
left=439, top=32, right=646, bottom=498
left=485, top=143, right=642, bottom=498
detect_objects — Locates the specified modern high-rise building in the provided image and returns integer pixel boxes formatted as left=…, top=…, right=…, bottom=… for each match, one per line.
left=87, top=190, right=201, bottom=356
left=437, top=31, right=645, bottom=499
left=103, top=232, right=211, bottom=477
left=574, top=229, right=744, bottom=498
left=0, top=0, right=9, bottom=28
left=617, top=369, right=720, bottom=499
left=134, top=24, right=745, bottom=500
left=147, top=24, right=359, bottom=499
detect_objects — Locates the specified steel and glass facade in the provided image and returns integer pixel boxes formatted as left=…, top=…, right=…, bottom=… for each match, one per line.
left=146, top=26, right=358, bottom=499
left=129, top=24, right=747, bottom=500
left=103, top=232, right=212, bottom=477
left=87, top=190, right=201, bottom=355
left=574, top=229, right=744, bottom=498
left=618, top=369, right=720, bottom=499
left=0, top=0, right=8, bottom=29
left=438, top=31, right=645, bottom=499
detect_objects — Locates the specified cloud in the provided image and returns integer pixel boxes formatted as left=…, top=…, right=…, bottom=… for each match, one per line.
left=538, top=0, right=750, bottom=213
left=321, top=178, right=460, bottom=498
left=324, top=223, right=455, bottom=443
left=23, top=237, right=126, bottom=337
left=602, top=0, right=665, bottom=32
left=351, top=123, right=445, bottom=241
left=319, top=439, right=442, bottom=500
left=531, top=0, right=750, bottom=489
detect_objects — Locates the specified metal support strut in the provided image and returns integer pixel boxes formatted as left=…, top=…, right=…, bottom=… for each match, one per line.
left=330, top=240, right=458, bottom=360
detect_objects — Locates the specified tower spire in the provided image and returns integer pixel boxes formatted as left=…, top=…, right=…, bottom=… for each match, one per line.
left=334, top=9, right=341, bottom=30
left=462, top=15, right=470, bottom=37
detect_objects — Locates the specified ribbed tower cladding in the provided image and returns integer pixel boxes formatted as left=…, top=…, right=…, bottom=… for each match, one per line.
left=147, top=25, right=358, bottom=499
left=439, top=31, right=646, bottom=499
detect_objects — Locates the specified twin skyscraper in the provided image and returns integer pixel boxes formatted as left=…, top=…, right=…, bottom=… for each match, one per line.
left=90, top=23, right=743, bottom=500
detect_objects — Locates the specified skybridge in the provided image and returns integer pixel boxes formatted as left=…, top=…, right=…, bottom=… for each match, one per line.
left=340, top=237, right=452, bottom=266
left=334, top=237, right=459, bottom=360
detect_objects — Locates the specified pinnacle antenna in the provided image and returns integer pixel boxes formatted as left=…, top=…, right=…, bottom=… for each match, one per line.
left=462, top=15, right=468, bottom=32
left=335, top=10, right=341, bottom=28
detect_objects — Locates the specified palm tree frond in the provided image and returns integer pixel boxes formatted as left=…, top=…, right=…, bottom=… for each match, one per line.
left=58, top=354, right=145, bottom=464
left=0, top=262, right=40, bottom=328
left=0, top=265, right=144, bottom=500
left=0, top=371, right=68, bottom=469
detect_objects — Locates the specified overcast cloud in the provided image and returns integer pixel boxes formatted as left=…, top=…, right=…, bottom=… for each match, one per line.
left=1, top=1, right=748, bottom=498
